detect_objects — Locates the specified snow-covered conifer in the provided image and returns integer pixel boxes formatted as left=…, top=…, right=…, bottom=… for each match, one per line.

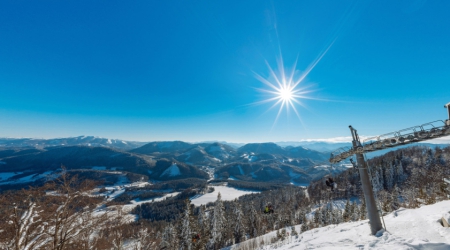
left=298, top=209, right=306, bottom=224
left=351, top=201, right=360, bottom=221
left=232, top=200, right=246, bottom=244
left=314, top=208, right=322, bottom=226
left=209, top=192, right=226, bottom=249
left=425, top=148, right=435, bottom=168
left=372, top=168, right=383, bottom=192
left=300, top=220, right=309, bottom=233
left=391, top=186, right=401, bottom=210
left=291, top=226, right=298, bottom=237
left=134, top=227, right=153, bottom=250
left=248, top=202, right=260, bottom=238
left=343, top=199, right=351, bottom=222
left=331, top=206, right=342, bottom=224
left=160, top=223, right=178, bottom=250
left=381, top=190, right=393, bottom=212
left=180, top=199, right=192, bottom=250
left=384, top=162, right=394, bottom=191
left=395, top=160, right=405, bottom=183
left=197, top=205, right=209, bottom=238
left=324, top=204, right=333, bottom=225
left=360, top=196, right=367, bottom=220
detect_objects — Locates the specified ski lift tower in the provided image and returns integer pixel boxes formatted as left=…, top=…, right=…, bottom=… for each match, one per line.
left=329, top=102, right=450, bottom=235
left=445, top=102, right=450, bottom=126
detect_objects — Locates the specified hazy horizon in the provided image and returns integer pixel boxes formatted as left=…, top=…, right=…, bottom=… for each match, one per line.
left=1, top=134, right=449, bottom=145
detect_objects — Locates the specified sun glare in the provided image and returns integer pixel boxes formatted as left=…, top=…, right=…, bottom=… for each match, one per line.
left=253, top=59, right=313, bottom=124
left=252, top=44, right=334, bottom=125
left=254, top=41, right=334, bottom=124
left=279, top=86, right=293, bottom=101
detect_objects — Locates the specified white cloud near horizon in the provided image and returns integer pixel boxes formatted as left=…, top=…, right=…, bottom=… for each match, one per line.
left=299, top=136, right=450, bottom=144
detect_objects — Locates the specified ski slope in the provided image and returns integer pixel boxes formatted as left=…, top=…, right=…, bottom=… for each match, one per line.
left=226, top=200, right=450, bottom=250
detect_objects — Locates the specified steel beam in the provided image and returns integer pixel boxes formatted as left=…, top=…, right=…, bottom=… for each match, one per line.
left=350, top=126, right=383, bottom=235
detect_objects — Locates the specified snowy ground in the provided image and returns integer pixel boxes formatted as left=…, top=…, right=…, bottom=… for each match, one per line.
left=190, top=184, right=260, bottom=206
left=225, top=200, right=450, bottom=250
left=0, top=171, right=55, bottom=185
left=121, top=192, right=181, bottom=212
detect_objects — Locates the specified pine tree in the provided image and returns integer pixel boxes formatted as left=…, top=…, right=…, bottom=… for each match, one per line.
left=196, top=204, right=209, bottom=248
left=160, top=223, right=178, bottom=250
left=291, top=226, right=298, bottom=237
left=331, top=207, right=342, bottom=224
left=343, top=199, right=351, bottom=222
left=378, top=167, right=385, bottom=191
left=425, top=148, right=435, bottom=168
left=281, top=228, right=287, bottom=241
left=313, top=208, right=322, bottom=226
left=384, top=162, right=394, bottom=191
left=193, top=205, right=210, bottom=250
left=248, top=202, right=260, bottom=238
left=209, top=192, right=226, bottom=249
left=298, top=209, right=306, bottom=224
left=300, top=217, right=309, bottom=233
left=391, top=186, right=400, bottom=211
left=197, top=205, right=206, bottom=231
left=381, top=190, right=392, bottom=213
left=351, top=201, right=359, bottom=221
left=180, top=199, right=193, bottom=250
left=325, top=204, right=333, bottom=225
left=395, top=160, right=405, bottom=183
left=317, top=206, right=324, bottom=226
left=371, top=169, right=383, bottom=192
left=360, top=195, right=367, bottom=220
left=232, top=200, right=246, bottom=244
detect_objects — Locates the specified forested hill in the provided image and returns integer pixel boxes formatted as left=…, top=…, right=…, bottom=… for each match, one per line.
left=308, top=145, right=450, bottom=212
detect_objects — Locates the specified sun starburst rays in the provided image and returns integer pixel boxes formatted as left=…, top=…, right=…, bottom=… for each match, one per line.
left=253, top=60, right=311, bottom=126
left=249, top=41, right=337, bottom=128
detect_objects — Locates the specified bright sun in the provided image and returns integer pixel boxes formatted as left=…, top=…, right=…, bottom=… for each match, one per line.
left=279, top=86, right=293, bottom=101
left=250, top=43, right=334, bottom=126
left=253, top=59, right=312, bottom=123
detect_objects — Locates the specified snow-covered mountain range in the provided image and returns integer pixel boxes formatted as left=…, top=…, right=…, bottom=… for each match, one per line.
left=0, top=136, right=147, bottom=150
left=3, top=136, right=445, bottom=188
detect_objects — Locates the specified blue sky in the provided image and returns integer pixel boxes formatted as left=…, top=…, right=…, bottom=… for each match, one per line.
left=1, top=0, right=449, bottom=143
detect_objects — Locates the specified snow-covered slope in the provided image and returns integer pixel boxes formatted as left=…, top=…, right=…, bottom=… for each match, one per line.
left=190, top=184, right=259, bottom=206
left=226, top=200, right=450, bottom=250
left=0, top=136, right=147, bottom=150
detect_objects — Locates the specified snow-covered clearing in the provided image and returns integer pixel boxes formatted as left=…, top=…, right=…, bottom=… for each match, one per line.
left=226, top=200, right=450, bottom=250
left=190, top=185, right=260, bottom=206
left=0, top=171, right=54, bottom=185
left=121, top=192, right=181, bottom=212
left=94, top=179, right=151, bottom=201
left=160, top=163, right=181, bottom=177
left=228, top=176, right=239, bottom=181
